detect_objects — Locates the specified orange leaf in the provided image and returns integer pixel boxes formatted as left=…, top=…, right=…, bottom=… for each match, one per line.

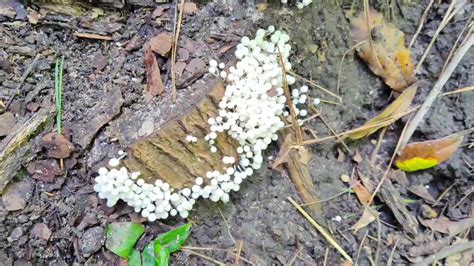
left=351, top=9, right=416, bottom=92
left=349, top=180, right=372, bottom=205
left=395, top=134, right=463, bottom=172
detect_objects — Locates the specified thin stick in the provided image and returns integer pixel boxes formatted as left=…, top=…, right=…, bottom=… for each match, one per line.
left=289, top=70, right=342, bottom=102
left=323, top=248, right=330, bottom=266
left=433, top=181, right=457, bottom=206
left=370, top=127, right=387, bottom=164
left=6, top=54, right=41, bottom=110
left=441, top=17, right=472, bottom=73
left=302, top=106, right=418, bottom=145
left=399, top=32, right=474, bottom=151
left=310, top=106, right=352, bottom=153
left=288, top=196, right=353, bottom=263
left=442, top=86, right=474, bottom=96
left=414, top=241, right=474, bottom=266
left=235, top=239, right=243, bottom=264
left=287, top=248, right=302, bottom=266
left=336, top=41, right=366, bottom=95
left=354, top=230, right=368, bottom=266
left=171, top=0, right=185, bottom=103
left=408, top=0, right=434, bottom=48
left=363, top=0, right=383, bottom=71
left=279, top=51, right=302, bottom=144
left=183, top=249, right=225, bottom=265
left=218, top=207, right=236, bottom=245
left=299, top=188, right=352, bottom=206
left=386, top=239, right=399, bottom=266
left=415, top=0, right=462, bottom=73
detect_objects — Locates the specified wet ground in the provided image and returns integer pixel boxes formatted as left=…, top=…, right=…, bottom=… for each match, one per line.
left=0, top=0, right=473, bottom=265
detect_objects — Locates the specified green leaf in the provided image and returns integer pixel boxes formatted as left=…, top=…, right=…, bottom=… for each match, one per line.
left=155, top=223, right=192, bottom=253
left=128, top=249, right=142, bottom=266
left=140, top=223, right=191, bottom=266
left=105, top=222, right=145, bottom=259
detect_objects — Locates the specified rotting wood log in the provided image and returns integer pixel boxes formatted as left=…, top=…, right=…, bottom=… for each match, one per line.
left=0, top=107, right=55, bottom=194
left=124, top=81, right=239, bottom=190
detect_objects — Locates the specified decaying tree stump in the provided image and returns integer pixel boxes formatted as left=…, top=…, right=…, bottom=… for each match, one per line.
left=124, top=82, right=239, bottom=190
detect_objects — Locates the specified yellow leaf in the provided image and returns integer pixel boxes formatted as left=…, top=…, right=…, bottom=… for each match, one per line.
left=395, top=134, right=463, bottom=172
left=346, top=84, right=417, bottom=140
left=351, top=9, right=417, bottom=92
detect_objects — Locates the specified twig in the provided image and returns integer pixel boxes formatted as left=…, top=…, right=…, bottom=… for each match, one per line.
left=399, top=32, right=474, bottom=151
left=235, top=239, right=243, bottom=264
left=302, top=106, right=418, bottom=145
left=287, top=248, right=302, bottom=266
left=408, top=0, right=434, bottom=48
left=375, top=217, right=382, bottom=264
left=452, top=187, right=474, bottom=209
left=433, top=181, right=457, bottom=206
left=415, top=0, right=465, bottom=73
left=442, top=86, right=474, bottom=96
left=354, top=230, right=368, bottom=266
left=279, top=50, right=302, bottom=144
left=299, top=188, right=352, bottom=206
left=336, top=41, right=366, bottom=95
left=287, top=196, right=353, bottom=263
left=289, top=70, right=342, bottom=102
left=183, top=249, right=225, bottom=265
left=414, top=241, right=474, bottom=266
left=386, top=239, right=399, bottom=266
left=218, top=207, right=236, bottom=245
left=441, top=16, right=472, bottom=73
left=310, top=105, right=352, bottom=153
left=323, top=248, right=330, bottom=266
left=6, top=54, right=41, bottom=110
left=370, top=127, right=387, bottom=164
left=73, top=32, right=112, bottom=41
left=171, top=0, right=185, bottom=103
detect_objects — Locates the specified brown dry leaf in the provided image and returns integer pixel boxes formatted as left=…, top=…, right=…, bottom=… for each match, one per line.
left=395, top=134, right=463, bottom=172
left=151, top=6, right=168, bottom=18
left=30, top=223, right=52, bottom=240
left=349, top=179, right=372, bottom=205
left=419, top=215, right=474, bottom=237
left=180, top=2, right=198, bottom=15
left=346, top=84, right=417, bottom=140
left=27, top=159, right=61, bottom=182
left=351, top=9, right=416, bottom=92
left=352, top=207, right=379, bottom=232
left=272, top=133, right=310, bottom=168
left=144, top=45, right=165, bottom=100
left=407, top=185, right=436, bottom=203
left=149, top=33, right=173, bottom=57
left=73, top=32, right=112, bottom=41
left=41, top=132, right=74, bottom=159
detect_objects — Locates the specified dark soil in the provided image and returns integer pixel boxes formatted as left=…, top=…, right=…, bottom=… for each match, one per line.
left=0, top=0, right=472, bottom=265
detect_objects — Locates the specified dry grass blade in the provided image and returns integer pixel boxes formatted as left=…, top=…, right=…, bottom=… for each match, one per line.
left=279, top=51, right=302, bottom=144
left=399, top=32, right=473, bottom=151
left=409, top=0, right=434, bottom=48
left=415, top=0, right=466, bottom=73
left=171, top=0, right=186, bottom=103
left=183, top=249, right=225, bottom=265
left=288, top=196, right=353, bottom=263
left=288, top=71, right=342, bottom=102
left=442, top=85, right=474, bottom=96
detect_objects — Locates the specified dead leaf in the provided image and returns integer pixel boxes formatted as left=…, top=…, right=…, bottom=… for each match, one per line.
left=346, top=84, right=417, bottom=140
left=419, top=215, right=474, bottom=237
left=353, top=150, right=363, bottom=163
left=407, top=185, right=436, bottom=203
left=27, top=159, right=61, bottom=182
left=151, top=6, right=168, bottom=18
left=350, top=179, right=372, bottom=205
left=395, top=134, right=463, bottom=172
left=1, top=181, right=33, bottom=211
left=272, top=133, right=311, bottom=168
left=27, top=8, right=39, bottom=24
left=340, top=174, right=351, bottom=183
left=337, top=148, right=345, bottom=162
left=41, top=132, right=74, bottom=159
left=144, top=45, right=165, bottom=100
left=149, top=33, right=173, bottom=57
left=92, top=52, right=108, bottom=71
left=0, top=112, right=16, bottom=137
left=352, top=207, right=378, bottom=232
left=351, top=9, right=416, bottom=92
left=30, top=223, right=52, bottom=240
left=125, top=35, right=144, bottom=52
left=180, top=2, right=198, bottom=15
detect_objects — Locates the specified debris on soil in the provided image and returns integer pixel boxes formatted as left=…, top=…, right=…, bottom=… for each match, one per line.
left=419, top=212, right=474, bottom=237
left=149, top=33, right=173, bottom=57
left=350, top=9, right=417, bottom=92
left=396, top=133, right=464, bottom=172
left=80, top=226, right=105, bottom=258
left=0, top=112, right=15, bottom=136
left=144, top=44, right=165, bottom=100
left=1, top=181, right=33, bottom=211
left=346, top=84, right=417, bottom=139
left=41, top=132, right=74, bottom=159
left=30, top=223, right=52, bottom=240
left=27, top=159, right=61, bottom=182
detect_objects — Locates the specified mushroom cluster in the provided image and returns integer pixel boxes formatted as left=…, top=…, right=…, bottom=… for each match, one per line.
left=94, top=27, right=314, bottom=221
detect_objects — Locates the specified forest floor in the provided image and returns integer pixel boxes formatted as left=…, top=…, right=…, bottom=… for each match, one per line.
left=0, top=0, right=473, bottom=265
